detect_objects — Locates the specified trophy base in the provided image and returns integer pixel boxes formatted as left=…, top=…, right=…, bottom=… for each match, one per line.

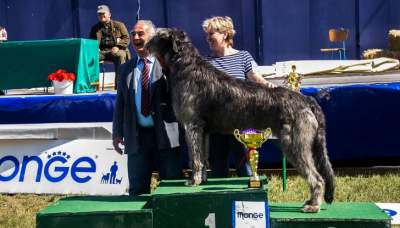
left=248, top=179, right=263, bottom=188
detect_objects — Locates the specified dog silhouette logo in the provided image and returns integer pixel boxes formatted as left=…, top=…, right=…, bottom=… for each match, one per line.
left=100, top=161, right=123, bottom=184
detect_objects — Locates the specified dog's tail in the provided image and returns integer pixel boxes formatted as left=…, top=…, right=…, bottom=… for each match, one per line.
left=307, top=97, right=336, bottom=204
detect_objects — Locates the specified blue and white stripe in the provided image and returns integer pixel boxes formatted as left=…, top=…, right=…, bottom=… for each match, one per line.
left=205, top=50, right=257, bottom=80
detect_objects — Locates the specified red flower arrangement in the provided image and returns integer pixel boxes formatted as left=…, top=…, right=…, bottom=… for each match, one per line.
left=48, top=69, right=76, bottom=82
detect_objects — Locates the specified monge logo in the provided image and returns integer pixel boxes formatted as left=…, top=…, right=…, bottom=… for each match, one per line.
left=0, top=151, right=96, bottom=183
left=237, top=211, right=264, bottom=220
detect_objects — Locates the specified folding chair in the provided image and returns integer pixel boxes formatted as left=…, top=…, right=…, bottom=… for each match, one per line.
left=91, top=60, right=115, bottom=91
left=320, top=28, right=349, bottom=60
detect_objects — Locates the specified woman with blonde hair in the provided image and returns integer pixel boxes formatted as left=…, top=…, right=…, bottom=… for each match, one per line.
left=202, top=16, right=274, bottom=84
left=202, top=16, right=275, bottom=177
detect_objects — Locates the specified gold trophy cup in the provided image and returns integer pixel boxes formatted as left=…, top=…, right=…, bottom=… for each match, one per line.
left=234, top=128, right=272, bottom=188
left=285, top=65, right=303, bottom=92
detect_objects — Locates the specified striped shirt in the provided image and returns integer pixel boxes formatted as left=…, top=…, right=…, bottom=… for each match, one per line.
left=205, top=50, right=257, bottom=80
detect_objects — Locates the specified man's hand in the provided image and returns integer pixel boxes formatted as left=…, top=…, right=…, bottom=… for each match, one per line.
left=112, top=137, right=124, bottom=154
left=111, top=46, right=120, bottom=54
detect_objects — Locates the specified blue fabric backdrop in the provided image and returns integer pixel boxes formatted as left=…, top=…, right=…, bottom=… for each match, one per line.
left=0, top=93, right=115, bottom=123
left=1, top=0, right=400, bottom=65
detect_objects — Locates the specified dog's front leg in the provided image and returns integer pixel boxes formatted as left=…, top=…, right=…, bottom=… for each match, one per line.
left=202, top=133, right=209, bottom=182
left=184, top=123, right=205, bottom=186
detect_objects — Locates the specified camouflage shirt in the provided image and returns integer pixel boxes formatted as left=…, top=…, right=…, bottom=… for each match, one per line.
left=89, top=20, right=129, bottom=50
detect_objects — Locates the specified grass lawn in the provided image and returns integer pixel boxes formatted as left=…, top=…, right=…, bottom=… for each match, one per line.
left=1, top=173, right=399, bottom=228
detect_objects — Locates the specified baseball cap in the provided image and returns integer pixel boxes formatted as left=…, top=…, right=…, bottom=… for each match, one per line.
left=97, top=5, right=110, bottom=13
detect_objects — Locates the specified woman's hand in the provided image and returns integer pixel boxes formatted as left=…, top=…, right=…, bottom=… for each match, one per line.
left=247, top=71, right=276, bottom=88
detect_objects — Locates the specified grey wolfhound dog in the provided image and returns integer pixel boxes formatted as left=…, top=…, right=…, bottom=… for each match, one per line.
left=146, top=28, right=335, bottom=213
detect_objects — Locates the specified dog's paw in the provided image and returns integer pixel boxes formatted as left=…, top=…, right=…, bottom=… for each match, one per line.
left=193, top=177, right=202, bottom=185
left=301, top=204, right=320, bottom=213
left=184, top=179, right=199, bottom=186
left=302, top=199, right=312, bottom=206
left=184, top=179, right=194, bottom=186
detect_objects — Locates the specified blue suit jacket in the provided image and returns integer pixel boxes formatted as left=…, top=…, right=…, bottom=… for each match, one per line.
left=112, top=56, right=180, bottom=154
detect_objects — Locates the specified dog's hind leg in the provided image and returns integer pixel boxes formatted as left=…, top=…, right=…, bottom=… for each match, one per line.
left=184, top=122, right=206, bottom=186
left=295, top=153, right=324, bottom=213
left=281, top=112, right=324, bottom=213
left=299, top=113, right=324, bottom=213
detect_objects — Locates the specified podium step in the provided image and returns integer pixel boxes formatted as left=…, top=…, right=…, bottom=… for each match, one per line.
left=270, top=202, right=391, bottom=228
left=36, top=178, right=390, bottom=228
left=152, top=176, right=268, bottom=228
left=36, top=195, right=153, bottom=228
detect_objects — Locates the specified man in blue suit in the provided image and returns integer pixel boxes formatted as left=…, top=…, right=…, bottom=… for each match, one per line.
left=112, top=20, right=182, bottom=196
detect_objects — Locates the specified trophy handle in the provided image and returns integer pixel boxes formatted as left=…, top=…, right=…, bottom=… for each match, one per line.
left=262, top=128, right=272, bottom=144
left=234, top=129, right=246, bottom=147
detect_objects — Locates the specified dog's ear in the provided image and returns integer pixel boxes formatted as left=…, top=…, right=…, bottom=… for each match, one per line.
left=167, top=29, right=179, bottom=53
left=172, top=39, right=179, bottom=53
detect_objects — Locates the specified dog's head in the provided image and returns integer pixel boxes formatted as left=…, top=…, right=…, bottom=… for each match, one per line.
left=145, top=28, right=190, bottom=69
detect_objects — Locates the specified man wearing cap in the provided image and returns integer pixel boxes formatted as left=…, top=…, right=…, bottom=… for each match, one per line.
left=112, top=20, right=182, bottom=196
left=89, top=5, right=130, bottom=89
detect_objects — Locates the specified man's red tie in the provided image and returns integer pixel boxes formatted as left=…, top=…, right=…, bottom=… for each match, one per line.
left=141, top=58, right=151, bottom=116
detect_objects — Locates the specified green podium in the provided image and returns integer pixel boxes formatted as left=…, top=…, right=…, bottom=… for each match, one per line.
left=36, top=177, right=268, bottom=228
left=152, top=176, right=268, bottom=228
left=36, top=195, right=153, bottom=228
left=270, top=202, right=391, bottom=228
left=37, top=177, right=391, bottom=228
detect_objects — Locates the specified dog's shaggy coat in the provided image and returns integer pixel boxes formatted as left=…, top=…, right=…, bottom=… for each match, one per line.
left=146, top=28, right=335, bottom=212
